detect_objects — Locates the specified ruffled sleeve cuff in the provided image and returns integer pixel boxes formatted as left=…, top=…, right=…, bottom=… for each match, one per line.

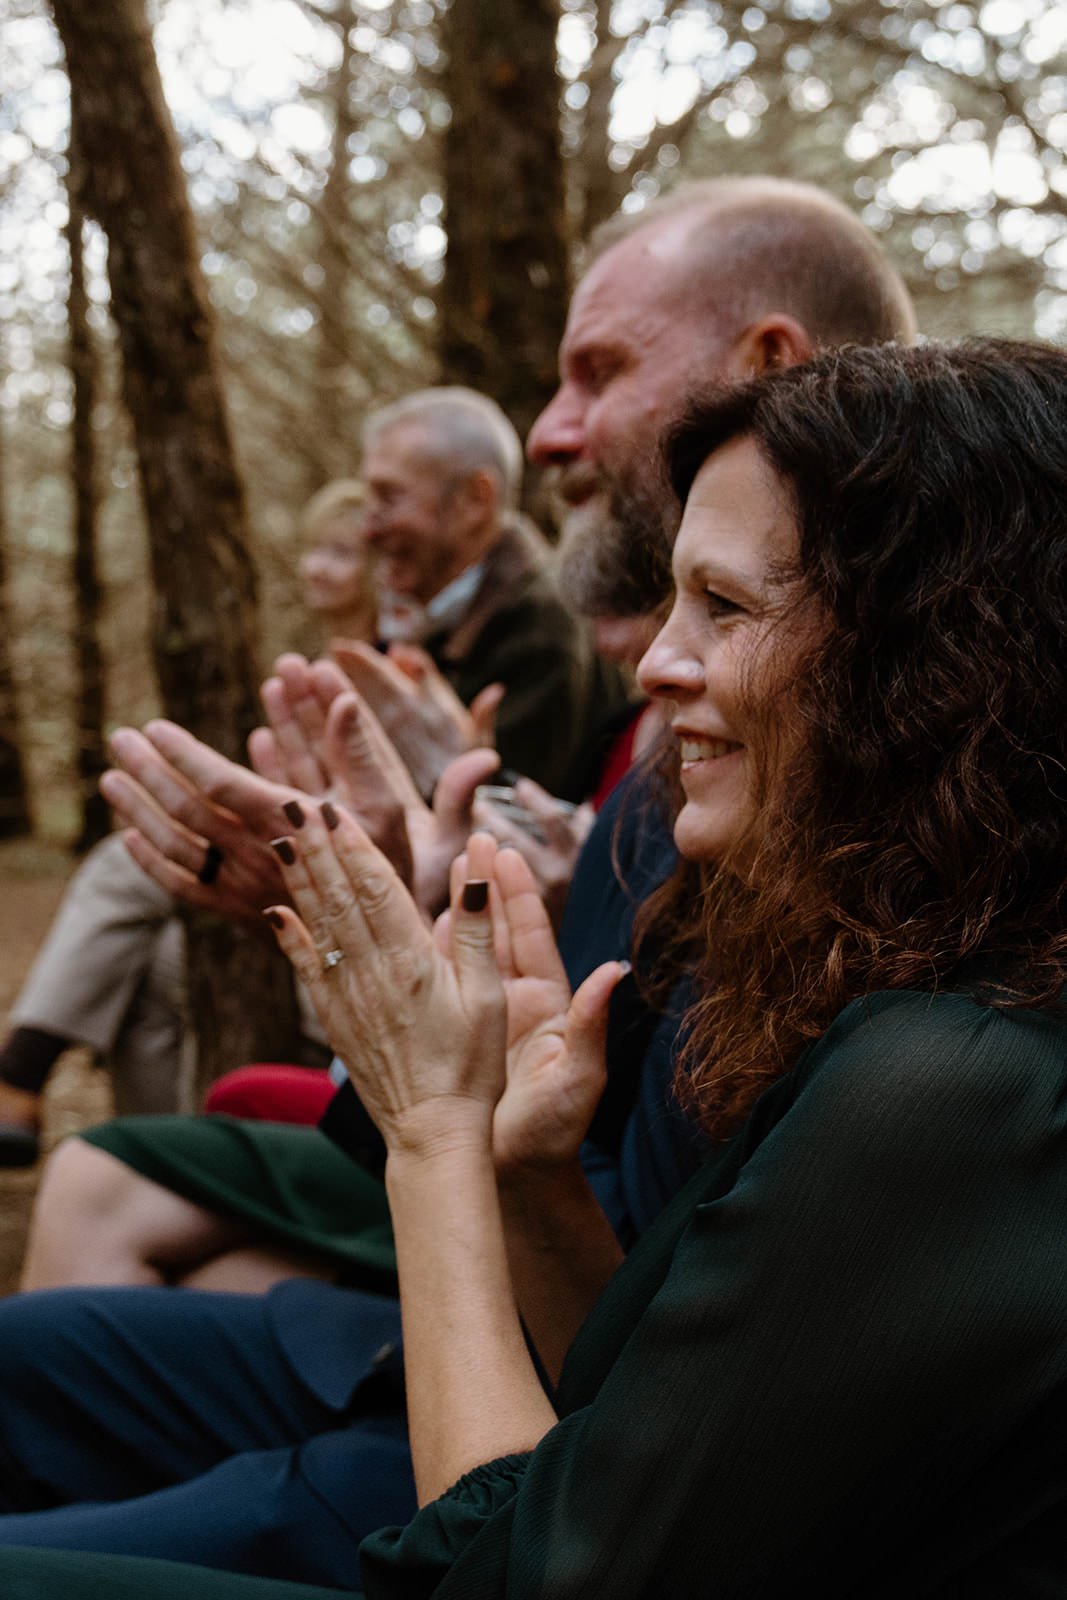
left=359, top=1454, right=531, bottom=1598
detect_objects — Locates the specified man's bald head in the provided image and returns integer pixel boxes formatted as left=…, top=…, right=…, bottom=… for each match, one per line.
left=587, top=177, right=917, bottom=350
left=528, top=177, right=917, bottom=630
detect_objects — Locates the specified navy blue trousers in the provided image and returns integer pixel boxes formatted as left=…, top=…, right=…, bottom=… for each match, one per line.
left=0, top=1284, right=414, bottom=1586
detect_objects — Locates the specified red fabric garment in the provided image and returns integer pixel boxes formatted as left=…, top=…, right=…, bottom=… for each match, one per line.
left=591, top=707, right=648, bottom=811
left=202, top=1064, right=336, bottom=1125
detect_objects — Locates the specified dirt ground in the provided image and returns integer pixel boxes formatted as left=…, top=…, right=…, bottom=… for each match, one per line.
left=0, top=840, right=113, bottom=1295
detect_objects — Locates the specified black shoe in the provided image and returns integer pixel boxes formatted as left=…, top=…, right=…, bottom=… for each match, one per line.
left=0, top=1122, right=40, bottom=1167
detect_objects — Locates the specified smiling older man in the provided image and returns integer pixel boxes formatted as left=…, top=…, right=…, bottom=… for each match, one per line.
left=336, top=386, right=627, bottom=802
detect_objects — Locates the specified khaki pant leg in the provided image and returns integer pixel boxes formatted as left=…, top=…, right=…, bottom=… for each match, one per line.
left=108, top=917, right=188, bottom=1115
left=11, top=835, right=176, bottom=1056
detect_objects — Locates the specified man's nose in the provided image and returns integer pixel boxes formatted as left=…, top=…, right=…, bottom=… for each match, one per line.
left=527, top=387, right=584, bottom=466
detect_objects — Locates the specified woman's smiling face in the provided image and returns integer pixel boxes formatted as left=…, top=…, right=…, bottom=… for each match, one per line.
left=300, top=514, right=370, bottom=619
left=637, top=435, right=810, bottom=866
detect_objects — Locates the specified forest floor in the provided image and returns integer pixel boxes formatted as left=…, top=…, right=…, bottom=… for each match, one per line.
left=0, top=840, right=112, bottom=1295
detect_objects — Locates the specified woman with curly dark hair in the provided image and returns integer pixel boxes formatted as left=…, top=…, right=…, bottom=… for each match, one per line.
left=639, top=334, right=1067, bottom=1137
left=2, top=337, right=1066, bottom=1598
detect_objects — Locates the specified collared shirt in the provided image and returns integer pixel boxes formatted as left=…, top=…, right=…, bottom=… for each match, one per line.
left=377, top=560, right=487, bottom=644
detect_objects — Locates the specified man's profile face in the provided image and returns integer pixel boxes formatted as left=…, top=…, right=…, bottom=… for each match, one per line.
left=526, top=217, right=738, bottom=617
left=360, top=423, right=472, bottom=604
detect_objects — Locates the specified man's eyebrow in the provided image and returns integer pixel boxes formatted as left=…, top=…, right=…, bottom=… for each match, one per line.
left=567, top=336, right=627, bottom=370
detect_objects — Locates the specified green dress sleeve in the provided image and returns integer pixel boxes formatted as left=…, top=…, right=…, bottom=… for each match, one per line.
left=360, top=991, right=1067, bottom=1599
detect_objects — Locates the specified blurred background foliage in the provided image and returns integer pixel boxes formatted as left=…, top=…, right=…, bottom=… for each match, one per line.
left=1, top=0, right=1064, bottom=837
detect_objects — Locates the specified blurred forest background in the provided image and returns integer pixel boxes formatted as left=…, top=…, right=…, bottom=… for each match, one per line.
left=2, top=0, right=1065, bottom=847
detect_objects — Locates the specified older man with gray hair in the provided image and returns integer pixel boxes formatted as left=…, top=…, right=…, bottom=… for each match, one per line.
left=333, top=384, right=627, bottom=802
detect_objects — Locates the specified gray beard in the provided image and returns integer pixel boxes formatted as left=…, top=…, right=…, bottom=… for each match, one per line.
left=557, top=477, right=677, bottom=619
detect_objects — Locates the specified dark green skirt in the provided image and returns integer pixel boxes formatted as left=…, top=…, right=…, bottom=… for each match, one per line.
left=81, top=1116, right=396, bottom=1284
left=0, top=1548, right=359, bottom=1599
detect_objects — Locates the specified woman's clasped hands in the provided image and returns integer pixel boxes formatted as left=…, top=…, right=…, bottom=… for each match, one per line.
left=263, top=800, right=627, bottom=1170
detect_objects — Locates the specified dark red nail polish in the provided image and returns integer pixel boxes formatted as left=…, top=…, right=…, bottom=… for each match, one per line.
left=462, top=879, right=489, bottom=913
left=321, top=801, right=339, bottom=831
left=282, top=800, right=305, bottom=829
left=264, top=909, right=284, bottom=929
left=271, top=836, right=296, bottom=865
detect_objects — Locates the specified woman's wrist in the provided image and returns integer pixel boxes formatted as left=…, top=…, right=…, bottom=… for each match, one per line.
left=383, top=1097, right=496, bottom=1170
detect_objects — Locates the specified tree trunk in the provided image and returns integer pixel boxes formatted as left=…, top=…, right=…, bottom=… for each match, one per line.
left=576, top=0, right=629, bottom=237
left=65, top=183, right=111, bottom=854
left=0, top=400, right=32, bottom=842
left=50, top=0, right=301, bottom=1090
left=440, top=0, right=569, bottom=458
left=310, top=0, right=362, bottom=491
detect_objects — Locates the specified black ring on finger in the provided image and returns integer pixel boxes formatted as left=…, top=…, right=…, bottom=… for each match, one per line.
left=197, top=843, right=224, bottom=885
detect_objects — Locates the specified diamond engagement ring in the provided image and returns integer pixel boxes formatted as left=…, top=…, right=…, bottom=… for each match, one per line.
left=321, top=948, right=346, bottom=973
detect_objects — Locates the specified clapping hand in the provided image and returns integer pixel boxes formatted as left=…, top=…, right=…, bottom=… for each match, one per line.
left=102, top=662, right=501, bottom=922
left=100, top=655, right=358, bottom=928
left=265, top=814, right=624, bottom=1166
left=387, top=641, right=504, bottom=751
left=472, top=778, right=595, bottom=931
left=265, top=663, right=499, bottom=914
left=267, top=818, right=627, bottom=1404
left=436, top=845, right=628, bottom=1175
left=251, top=652, right=501, bottom=912
left=333, top=638, right=503, bottom=798
left=100, top=722, right=295, bottom=928
left=247, top=653, right=342, bottom=796
left=266, top=811, right=509, bottom=1155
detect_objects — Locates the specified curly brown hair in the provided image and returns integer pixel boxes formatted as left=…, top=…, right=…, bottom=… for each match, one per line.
left=636, top=338, right=1067, bottom=1137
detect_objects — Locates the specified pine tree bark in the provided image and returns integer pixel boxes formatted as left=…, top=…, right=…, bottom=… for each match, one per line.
left=311, top=0, right=361, bottom=491
left=576, top=0, right=629, bottom=237
left=50, top=0, right=301, bottom=1089
left=65, top=183, right=111, bottom=854
left=440, top=0, right=569, bottom=455
left=0, top=404, right=32, bottom=842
